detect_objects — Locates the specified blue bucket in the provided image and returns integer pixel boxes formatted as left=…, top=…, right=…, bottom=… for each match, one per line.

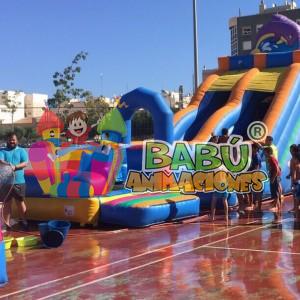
left=47, top=220, right=71, bottom=238
left=42, top=230, right=64, bottom=248
left=38, top=223, right=49, bottom=238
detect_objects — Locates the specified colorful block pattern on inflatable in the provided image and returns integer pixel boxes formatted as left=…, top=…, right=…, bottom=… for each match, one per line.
left=26, top=107, right=126, bottom=199
left=99, top=191, right=200, bottom=227
left=28, top=142, right=123, bottom=198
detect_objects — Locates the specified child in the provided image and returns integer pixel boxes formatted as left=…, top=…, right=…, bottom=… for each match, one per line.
left=210, top=163, right=229, bottom=223
left=264, top=136, right=278, bottom=160
left=209, top=134, right=218, bottom=144
left=210, top=190, right=229, bottom=223
left=248, top=143, right=262, bottom=211
left=218, top=128, right=229, bottom=143
left=288, top=144, right=300, bottom=217
left=210, top=136, right=229, bottom=223
left=264, top=147, right=282, bottom=212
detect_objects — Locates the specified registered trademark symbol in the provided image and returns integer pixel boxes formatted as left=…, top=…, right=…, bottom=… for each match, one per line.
left=247, top=121, right=268, bottom=142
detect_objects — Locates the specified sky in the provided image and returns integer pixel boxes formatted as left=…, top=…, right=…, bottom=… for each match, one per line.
left=0, top=0, right=275, bottom=98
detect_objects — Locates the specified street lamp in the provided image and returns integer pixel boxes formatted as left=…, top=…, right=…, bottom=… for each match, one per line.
left=193, top=0, right=199, bottom=93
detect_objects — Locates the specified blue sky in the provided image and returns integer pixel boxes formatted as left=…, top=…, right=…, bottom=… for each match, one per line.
left=0, top=1, right=269, bottom=98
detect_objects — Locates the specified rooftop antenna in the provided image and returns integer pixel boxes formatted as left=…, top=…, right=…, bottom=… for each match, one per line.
left=259, top=0, right=266, bottom=13
left=239, top=8, right=241, bottom=16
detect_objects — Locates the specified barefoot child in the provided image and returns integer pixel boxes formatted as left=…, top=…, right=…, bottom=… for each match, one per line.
left=210, top=163, right=228, bottom=223
left=264, top=147, right=282, bottom=212
left=210, top=136, right=229, bottom=223
left=210, top=190, right=229, bottom=223
left=249, top=143, right=263, bottom=211
left=289, top=144, right=300, bottom=217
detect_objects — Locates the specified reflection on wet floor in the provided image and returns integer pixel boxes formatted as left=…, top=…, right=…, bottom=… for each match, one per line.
left=2, top=196, right=300, bottom=299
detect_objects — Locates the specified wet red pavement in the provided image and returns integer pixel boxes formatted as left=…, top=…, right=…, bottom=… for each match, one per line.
left=1, top=196, right=300, bottom=299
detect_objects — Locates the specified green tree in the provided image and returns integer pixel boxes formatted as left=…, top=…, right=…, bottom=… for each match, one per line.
left=22, top=127, right=38, bottom=144
left=85, top=96, right=111, bottom=124
left=3, top=90, right=22, bottom=131
left=13, top=127, right=25, bottom=141
left=132, top=110, right=153, bottom=141
left=48, top=51, right=91, bottom=116
left=0, top=128, right=9, bottom=143
left=85, top=96, right=111, bottom=138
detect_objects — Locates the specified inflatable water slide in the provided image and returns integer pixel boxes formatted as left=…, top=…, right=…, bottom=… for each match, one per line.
left=174, top=15, right=300, bottom=193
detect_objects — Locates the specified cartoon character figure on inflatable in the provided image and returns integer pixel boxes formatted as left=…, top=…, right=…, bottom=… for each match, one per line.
left=28, top=108, right=127, bottom=198
left=63, top=111, right=101, bottom=146
left=28, top=109, right=64, bottom=194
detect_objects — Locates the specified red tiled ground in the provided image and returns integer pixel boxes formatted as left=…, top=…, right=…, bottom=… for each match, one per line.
left=1, top=196, right=300, bottom=299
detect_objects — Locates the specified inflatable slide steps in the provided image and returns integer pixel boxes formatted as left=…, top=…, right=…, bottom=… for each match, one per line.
left=99, top=191, right=200, bottom=227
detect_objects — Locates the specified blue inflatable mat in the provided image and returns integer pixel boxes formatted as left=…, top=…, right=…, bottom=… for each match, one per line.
left=99, top=192, right=200, bottom=227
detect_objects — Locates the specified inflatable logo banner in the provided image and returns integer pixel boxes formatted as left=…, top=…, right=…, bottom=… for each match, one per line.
left=125, top=136, right=268, bottom=194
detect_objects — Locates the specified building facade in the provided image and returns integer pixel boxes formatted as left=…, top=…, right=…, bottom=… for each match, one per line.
left=0, top=91, right=26, bottom=124
left=0, top=91, right=48, bottom=127
left=24, top=93, right=48, bottom=118
left=229, top=0, right=300, bottom=56
left=161, top=90, right=192, bottom=109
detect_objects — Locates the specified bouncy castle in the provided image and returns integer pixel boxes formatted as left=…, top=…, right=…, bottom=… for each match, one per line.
left=15, top=108, right=126, bottom=226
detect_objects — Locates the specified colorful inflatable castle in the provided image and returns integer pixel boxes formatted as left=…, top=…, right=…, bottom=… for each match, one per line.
left=13, top=108, right=126, bottom=226
left=14, top=93, right=203, bottom=228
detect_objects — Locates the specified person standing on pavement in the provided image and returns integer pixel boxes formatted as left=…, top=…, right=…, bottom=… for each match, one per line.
left=0, top=132, right=28, bottom=230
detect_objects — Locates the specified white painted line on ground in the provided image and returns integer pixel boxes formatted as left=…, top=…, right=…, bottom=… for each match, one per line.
left=0, top=222, right=249, bottom=298
left=38, top=218, right=293, bottom=300
left=203, top=245, right=300, bottom=256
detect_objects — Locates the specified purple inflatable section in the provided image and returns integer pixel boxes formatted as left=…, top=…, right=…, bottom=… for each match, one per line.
left=254, top=14, right=300, bottom=53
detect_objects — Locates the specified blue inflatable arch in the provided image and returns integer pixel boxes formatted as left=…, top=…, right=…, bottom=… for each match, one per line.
left=118, top=87, right=174, bottom=144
